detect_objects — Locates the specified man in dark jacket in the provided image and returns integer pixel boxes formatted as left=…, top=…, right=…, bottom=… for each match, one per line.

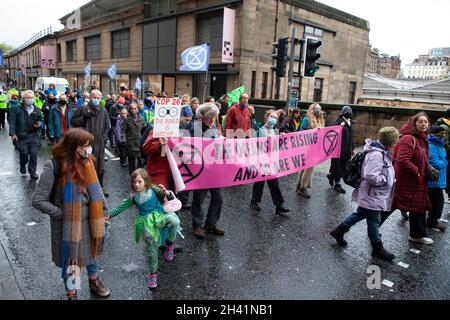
left=9, top=90, right=43, bottom=179
left=327, top=106, right=354, bottom=194
left=43, top=93, right=57, bottom=140
left=121, top=103, right=145, bottom=174
left=71, top=89, right=111, bottom=196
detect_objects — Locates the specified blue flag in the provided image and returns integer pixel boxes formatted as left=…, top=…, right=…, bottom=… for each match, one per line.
left=180, top=44, right=210, bottom=72
left=85, top=62, right=91, bottom=77
left=135, top=77, right=142, bottom=90
left=0, top=49, right=3, bottom=66
left=107, top=64, right=117, bottom=79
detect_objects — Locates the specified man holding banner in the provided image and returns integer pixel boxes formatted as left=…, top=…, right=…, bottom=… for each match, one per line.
left=189, top=103, right=225, bottom=239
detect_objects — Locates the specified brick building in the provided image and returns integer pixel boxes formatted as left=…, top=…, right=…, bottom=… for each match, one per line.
left=54, top=0, right=369, bottom=103
left=366, top=45, right=401, bottom=79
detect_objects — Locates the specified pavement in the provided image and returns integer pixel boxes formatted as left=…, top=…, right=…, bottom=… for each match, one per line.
left=1, top=127, right=450, bottom=300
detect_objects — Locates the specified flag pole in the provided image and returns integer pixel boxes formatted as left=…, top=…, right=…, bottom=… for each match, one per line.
left=202, top=71, right=208, bottom=102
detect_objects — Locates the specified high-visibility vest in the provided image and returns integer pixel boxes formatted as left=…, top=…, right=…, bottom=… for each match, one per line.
left=0, top=94, right=7, bottom=109
left=34, top=97, right=45, bottom=110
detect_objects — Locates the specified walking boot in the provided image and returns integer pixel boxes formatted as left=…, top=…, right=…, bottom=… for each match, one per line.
left=89, top=276, right=110, bottom=297
left=297, top=188, right=311, bottom=198
left=330, top=223, right=349, bottom=247
left=250, top=200, right=262, bottom=211
left=333, top=184, right=346, bottom=194
left=276, top=204, right=290, bottom=216
left=371, top=241, right=395, bottom=261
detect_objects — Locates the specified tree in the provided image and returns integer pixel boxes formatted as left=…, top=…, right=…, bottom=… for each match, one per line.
left=0, top=42, right=15, bottom=54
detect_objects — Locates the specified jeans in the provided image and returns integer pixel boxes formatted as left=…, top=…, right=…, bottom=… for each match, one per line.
left=128, top=151, right=143, bottom=175
left=251, top=178, right=284, bottom=206
left=342, top=207, right=383, bottom=243
left=191, top=188, right=223, bottom=230
left=428, top=188, right=444, bottom=226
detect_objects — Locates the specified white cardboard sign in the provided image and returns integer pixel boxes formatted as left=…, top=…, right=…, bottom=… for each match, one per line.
left=153, top=98, right=182, bottom=138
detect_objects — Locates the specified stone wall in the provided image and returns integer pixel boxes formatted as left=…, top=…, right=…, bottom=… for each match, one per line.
left=250, top=99, right=443, bottom=146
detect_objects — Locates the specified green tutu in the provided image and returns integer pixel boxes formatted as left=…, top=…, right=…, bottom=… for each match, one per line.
left=134, top=211, right=166, bottom=243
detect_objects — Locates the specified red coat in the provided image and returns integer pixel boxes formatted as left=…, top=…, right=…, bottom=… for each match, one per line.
left=142, top=130, right=171, bottom=188
left=392, top=122, right=431, bottom=213
left=225, top=104, right=251, bottom=138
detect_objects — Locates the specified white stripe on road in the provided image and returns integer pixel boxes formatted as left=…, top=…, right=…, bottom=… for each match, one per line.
left=397, top=262, right=409, bottom=269
left=0, top=172, right=13, bottom=176
left=381, top=279, right=394, bottom=288
left=410, top=248, right=421, bottom=254
left=105, top=148, right=115, bottom=158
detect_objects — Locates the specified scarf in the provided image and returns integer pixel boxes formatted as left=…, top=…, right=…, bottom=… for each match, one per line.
left=61, top=158, right=104, bottom=277
left=59, top=107, right=69, bottom=135
left=293, top=118, right=300, bottom=130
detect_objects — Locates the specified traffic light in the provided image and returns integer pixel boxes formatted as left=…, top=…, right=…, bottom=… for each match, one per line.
left=272, top=38, right=289, bottom=77
left=302, top=37, right=322, bottom=77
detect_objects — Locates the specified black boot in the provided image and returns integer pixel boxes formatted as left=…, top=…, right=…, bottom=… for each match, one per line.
left=250, top=200, right=262, bottom=211
left=333, top=184, right=346, bottom=194
left=371, top=241, right=395, bottom=261
left=275, top=204, right=290, bottom=216
left=330, top=223, right=349, bottom=247
left=327, top=174, right=334, bottom=187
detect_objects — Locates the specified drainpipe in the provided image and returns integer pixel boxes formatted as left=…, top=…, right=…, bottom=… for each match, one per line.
left=270, top=0, right=280, bottom=99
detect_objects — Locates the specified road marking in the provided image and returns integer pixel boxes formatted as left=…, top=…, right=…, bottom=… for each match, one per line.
left=382, top=279, right=394, bottom=288
left=105, top=148, right=115, bottom=158
left=0, top=172, right=13, bottom=176
left=110, top=158, right=121, bottom=161
left=410, top=248, right=421, bottom=254
left=440, top=219, right=448, bottom=223
left=398, top=262, right=409, bottom=269
left=27, top=222, right=37, bottom=226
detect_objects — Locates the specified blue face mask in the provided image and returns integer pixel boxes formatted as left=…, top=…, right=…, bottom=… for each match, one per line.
left=267, top=117, right=278, bottom=127
left=26, top=98, right=35, bottom=106
left=91, top=98, right=100, bottom=106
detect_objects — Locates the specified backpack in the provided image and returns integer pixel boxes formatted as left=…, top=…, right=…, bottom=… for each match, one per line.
left=342, top=151, right=367, bottom=188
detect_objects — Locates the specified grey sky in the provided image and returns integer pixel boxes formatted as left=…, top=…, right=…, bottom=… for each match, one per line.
left=1, top=0, right=448, bottom=66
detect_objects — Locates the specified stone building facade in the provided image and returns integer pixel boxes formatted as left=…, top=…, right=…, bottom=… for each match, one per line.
left=54, top=0, right=369, bottom=103
left=365, top=45, right=401, bottom=79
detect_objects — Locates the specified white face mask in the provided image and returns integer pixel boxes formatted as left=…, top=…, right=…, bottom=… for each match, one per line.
left=79, top=146, right=93, bottom=158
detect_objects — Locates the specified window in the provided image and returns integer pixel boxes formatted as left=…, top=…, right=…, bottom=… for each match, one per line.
left=348, top=81, right=357, bottom=104
left=261, top=72, right=268, bottom=99
left=197, top=11, right=223, bottom=52
left=251, top=71, right=256, bottom=98
left=66, top=40, right=77, bottom=62
left=304, top=25, right=323, bottom=53
left=148, top=0, right=176, bottom=17
left=313, top=78, right=323, bottom=102
left=112, top=29, right=130, bottom=59
left=85, top=35, right=101, bottom=61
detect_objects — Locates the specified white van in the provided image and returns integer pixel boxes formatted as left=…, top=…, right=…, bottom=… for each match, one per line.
left=35, top=77, right=70, bottom=97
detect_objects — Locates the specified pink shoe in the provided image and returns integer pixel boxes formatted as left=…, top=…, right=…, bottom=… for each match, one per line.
left=147, top=273, right=157, bottom=289
left=165, top=245, right=175, bottom=262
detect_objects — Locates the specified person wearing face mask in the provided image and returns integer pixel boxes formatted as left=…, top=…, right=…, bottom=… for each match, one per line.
left=32, top=128, right=110, bottom=300
left=296, top=103, right=325, bottom=198
left=327, top=106, right=355, bottom=194
left=8, top=90, right=43, bottom=179
left=68, top=91, right=78, bottom=110
left=426, top=126, right=448, bottom=231
left=49, top=94, right=73, bottom=144
left=249, top=110, right=290, bottom=216
left=121, top=103, right=145, bottom=175
left=43, top=93, right=58, bottom=140
left=71, top=89, right=111, bottom=197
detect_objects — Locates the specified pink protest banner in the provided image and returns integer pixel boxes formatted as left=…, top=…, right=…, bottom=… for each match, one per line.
left=167, top=126, right=342, bottom=191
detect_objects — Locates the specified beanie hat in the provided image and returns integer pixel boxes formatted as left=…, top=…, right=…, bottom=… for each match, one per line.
left=378, top=126, right=399, bottom=147
left=118, top=97, right=126, bottom=104
left=341, top=105, right=353, bottom=117
left=430, top=125, right=446, bottom=134
left=181, top=105, right=194, bottom=117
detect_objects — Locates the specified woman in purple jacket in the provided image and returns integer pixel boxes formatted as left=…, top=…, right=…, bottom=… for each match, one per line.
left=330, top=126, right=399, bottom=261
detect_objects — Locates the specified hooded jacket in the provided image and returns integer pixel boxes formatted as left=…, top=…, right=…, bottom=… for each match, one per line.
left=428, top=135, right=447, bottom=189
left=352, top=139, right=395, bottom=211
left=392, top=120, right=431, bottom=213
